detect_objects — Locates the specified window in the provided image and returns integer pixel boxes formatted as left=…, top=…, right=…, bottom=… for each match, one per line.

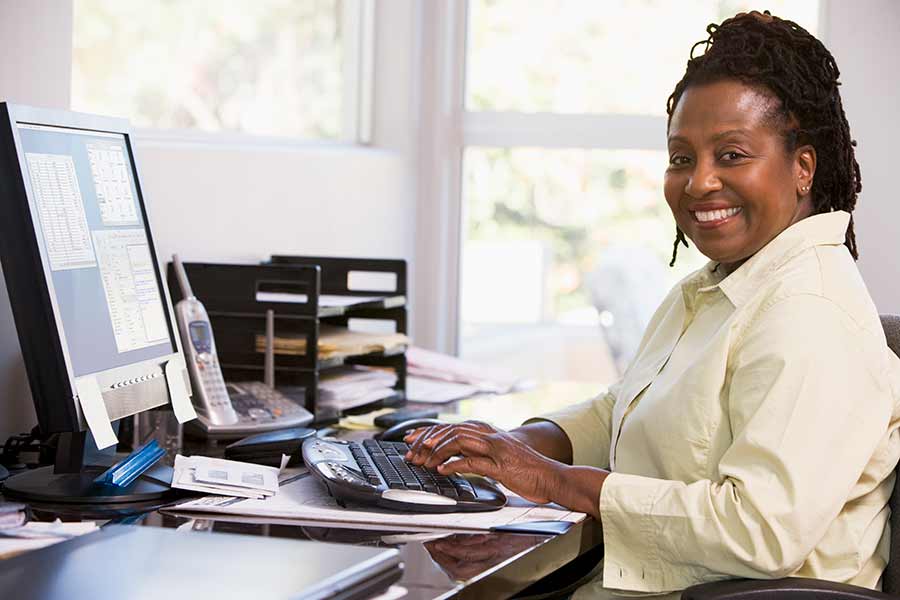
left=72, top=0, right=373, bottom=142
left=458, top=0, right=821, bottom=383
left=466, top=1, right=821, bottom=115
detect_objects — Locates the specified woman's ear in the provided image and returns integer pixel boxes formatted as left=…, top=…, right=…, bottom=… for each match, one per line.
left=795, top=144, right=817, bottom=197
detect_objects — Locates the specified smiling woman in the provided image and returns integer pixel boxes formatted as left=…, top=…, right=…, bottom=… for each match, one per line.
left=407, top=11, right=900, bottom=600
left=665, top=81, right=816, bottom=272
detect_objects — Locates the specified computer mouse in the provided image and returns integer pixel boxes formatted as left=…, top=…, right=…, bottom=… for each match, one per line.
left=374, top=418, right=445, bottom=442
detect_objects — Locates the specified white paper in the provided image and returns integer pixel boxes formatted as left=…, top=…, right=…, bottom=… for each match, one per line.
left=172, top=455, right=283, bottom=499
left=194, top=462, right=278, bottom=495
left=405, top=376, right=479, bottom=404
left=255, top=292, right=401, bottom=308
left=0, top=520, right=98, bottom=540
left=406, top=346, right=520, bottom=393
left=0, top=521, right=98, bottom=560
left=165, top=357, right=198, bottom=423
left=74, top=376, right=118, bottom=449
left=172, top=474, right=585, bottom=532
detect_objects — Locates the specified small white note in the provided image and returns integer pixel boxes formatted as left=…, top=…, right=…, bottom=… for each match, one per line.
left=165, top=357, right=197, bottom=423
left=74, top=376, right=118, bottom=450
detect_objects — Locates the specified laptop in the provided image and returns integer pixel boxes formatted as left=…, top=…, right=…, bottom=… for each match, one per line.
left=0, top=525, right=401, bottom=600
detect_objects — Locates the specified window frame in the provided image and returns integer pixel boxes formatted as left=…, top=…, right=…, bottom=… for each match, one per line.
left=413, top=0, right=829, bottom=355
left=73, top=0, right=376, bottom=149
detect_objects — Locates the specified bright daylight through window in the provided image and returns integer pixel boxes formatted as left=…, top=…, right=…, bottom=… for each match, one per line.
left=460, top=0, right=820, bottom=383
left=72, top=0, right=349, bottom=140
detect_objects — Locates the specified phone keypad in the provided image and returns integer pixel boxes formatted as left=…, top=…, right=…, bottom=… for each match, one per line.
left=228, top=382, right=308, bottom=422
left=196, top=356, right=230, bottom=408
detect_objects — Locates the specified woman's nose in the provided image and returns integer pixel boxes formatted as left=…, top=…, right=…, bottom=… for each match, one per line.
left=685, top=159, right=723, bottom=198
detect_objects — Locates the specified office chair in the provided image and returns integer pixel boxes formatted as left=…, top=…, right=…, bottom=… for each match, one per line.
left=682, top=314, right=900, bottom=600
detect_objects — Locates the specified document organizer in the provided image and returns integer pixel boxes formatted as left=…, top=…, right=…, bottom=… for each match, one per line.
left=166, top=257, right=408, bottom=423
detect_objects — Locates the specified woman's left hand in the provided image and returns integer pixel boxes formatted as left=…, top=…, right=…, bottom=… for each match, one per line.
left=403, top=421, right=566, bottom=504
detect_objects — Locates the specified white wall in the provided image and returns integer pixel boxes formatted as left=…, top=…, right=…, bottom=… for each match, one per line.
left=0, top=0, right=419, bottom=442
left=137, top=1, right=419, bottom=267
left=826, top=0, right=900, bottom=313
left=0, top=0, right=73, bottom=441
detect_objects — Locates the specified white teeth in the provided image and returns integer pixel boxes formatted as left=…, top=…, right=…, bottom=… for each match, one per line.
left=694, top=207, right=741, bottom=222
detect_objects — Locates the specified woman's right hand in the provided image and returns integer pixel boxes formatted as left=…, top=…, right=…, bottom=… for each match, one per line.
left=404, top=420, right=606, bottom=519
left=403, top=420, right=568, bottom=505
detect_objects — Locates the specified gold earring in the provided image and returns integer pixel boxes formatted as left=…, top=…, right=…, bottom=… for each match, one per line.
left=801, top=185, right=810, bottom=193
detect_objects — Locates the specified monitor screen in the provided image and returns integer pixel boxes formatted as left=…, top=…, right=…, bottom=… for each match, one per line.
left=15, top=123, right=175, bottom=377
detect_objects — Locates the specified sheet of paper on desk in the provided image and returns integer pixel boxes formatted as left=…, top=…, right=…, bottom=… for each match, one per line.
left=405, top=376, right=479, bottom=404
left=406, top=346, right=526, bottom=394
left=0, top=521, right=98, bottom=560
left=171, top=475, right=585, bottom=532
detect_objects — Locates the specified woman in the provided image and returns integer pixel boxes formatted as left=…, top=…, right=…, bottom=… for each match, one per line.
left=406, top=11, right=900, bottom=599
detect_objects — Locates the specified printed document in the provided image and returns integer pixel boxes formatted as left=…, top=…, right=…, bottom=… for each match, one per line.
left=172, top=455, right=288, bottom=499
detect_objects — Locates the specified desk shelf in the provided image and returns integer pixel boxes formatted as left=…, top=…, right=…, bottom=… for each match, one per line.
left=166, top=257, right=408, bottom=423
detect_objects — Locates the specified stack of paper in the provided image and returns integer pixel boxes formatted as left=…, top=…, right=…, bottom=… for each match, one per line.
left=406, top=346, right=528, bottom=396
left=255, top=292, right=405, bottom=310
left=172, top=455, right=288, bottom=499
left=255, top=325, right=409, bottom=360
left=405, top=376, right=480, bottom=404
left=319, top=366, right=398, bottom=411
left=0, top=520, right=98, bottom=560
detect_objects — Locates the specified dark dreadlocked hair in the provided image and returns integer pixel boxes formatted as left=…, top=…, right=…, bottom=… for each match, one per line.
left=666, top=11, right=861, bottom=267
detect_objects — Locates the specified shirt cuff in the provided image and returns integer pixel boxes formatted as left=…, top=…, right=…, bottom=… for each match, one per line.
left=600, top=472, right=674, bottom=594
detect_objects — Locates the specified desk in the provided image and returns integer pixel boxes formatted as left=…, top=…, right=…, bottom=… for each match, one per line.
left=9, top=382, right=606, bottom=599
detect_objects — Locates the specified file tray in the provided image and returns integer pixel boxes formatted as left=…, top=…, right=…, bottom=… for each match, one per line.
left=165, top=260, right=407, bottom=422
left=269, top=255, right=406, bottom=299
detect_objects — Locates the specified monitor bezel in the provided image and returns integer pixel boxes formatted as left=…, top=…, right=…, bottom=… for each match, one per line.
left=0, top=102, right=186, bottom=434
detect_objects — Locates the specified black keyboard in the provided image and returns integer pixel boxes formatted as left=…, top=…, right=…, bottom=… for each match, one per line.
left=303, top=437, right=507, bottom=513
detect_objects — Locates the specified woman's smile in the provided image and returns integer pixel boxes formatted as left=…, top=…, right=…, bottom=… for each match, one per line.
left=691, top=205, right=743, bottom=228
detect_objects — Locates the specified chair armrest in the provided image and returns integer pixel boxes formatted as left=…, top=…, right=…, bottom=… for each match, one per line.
left=682, top=577, right=894, bottom=600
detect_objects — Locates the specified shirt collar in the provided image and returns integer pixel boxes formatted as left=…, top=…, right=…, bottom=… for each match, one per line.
left=682, top=210, right=851, bottom=308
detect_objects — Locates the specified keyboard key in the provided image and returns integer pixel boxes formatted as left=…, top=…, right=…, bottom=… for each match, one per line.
left=439, top=485, right=459, bottom=499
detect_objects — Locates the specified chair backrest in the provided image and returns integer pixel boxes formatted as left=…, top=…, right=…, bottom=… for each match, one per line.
left=880, top=314, right=900, bottom=594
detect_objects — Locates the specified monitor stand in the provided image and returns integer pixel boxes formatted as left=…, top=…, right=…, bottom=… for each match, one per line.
left=1, top=431, right=184, bottom=505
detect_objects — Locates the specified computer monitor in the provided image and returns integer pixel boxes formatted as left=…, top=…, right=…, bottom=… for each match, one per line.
left=0, top=102, right=195, bottom=505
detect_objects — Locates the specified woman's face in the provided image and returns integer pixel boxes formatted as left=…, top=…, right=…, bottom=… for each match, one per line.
left=664, top=79, right=815, bottom=272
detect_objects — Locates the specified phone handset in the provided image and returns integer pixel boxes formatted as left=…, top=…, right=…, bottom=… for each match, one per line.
left=172, top=255, right=239, bottom=426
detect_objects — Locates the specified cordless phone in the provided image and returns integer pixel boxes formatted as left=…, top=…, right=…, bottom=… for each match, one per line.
left=172, top=255, right=314, bottom=438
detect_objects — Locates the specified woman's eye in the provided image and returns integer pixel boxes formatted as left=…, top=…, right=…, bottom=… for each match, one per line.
left=669, top=155, right=690, bottom=166
left=721, top=151, right=745, bottom=161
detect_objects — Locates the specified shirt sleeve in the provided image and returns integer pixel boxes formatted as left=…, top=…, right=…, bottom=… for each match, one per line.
left=598, top=294, right=898, bottom=594
left=524, top=382, right=618, bottom=468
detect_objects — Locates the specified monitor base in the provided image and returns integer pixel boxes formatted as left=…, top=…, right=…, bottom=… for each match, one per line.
left=1, top=463, right=181, bottom=505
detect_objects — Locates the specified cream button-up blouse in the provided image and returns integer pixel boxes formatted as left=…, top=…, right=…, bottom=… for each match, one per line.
left=538, top=211, right=900, bottom=597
